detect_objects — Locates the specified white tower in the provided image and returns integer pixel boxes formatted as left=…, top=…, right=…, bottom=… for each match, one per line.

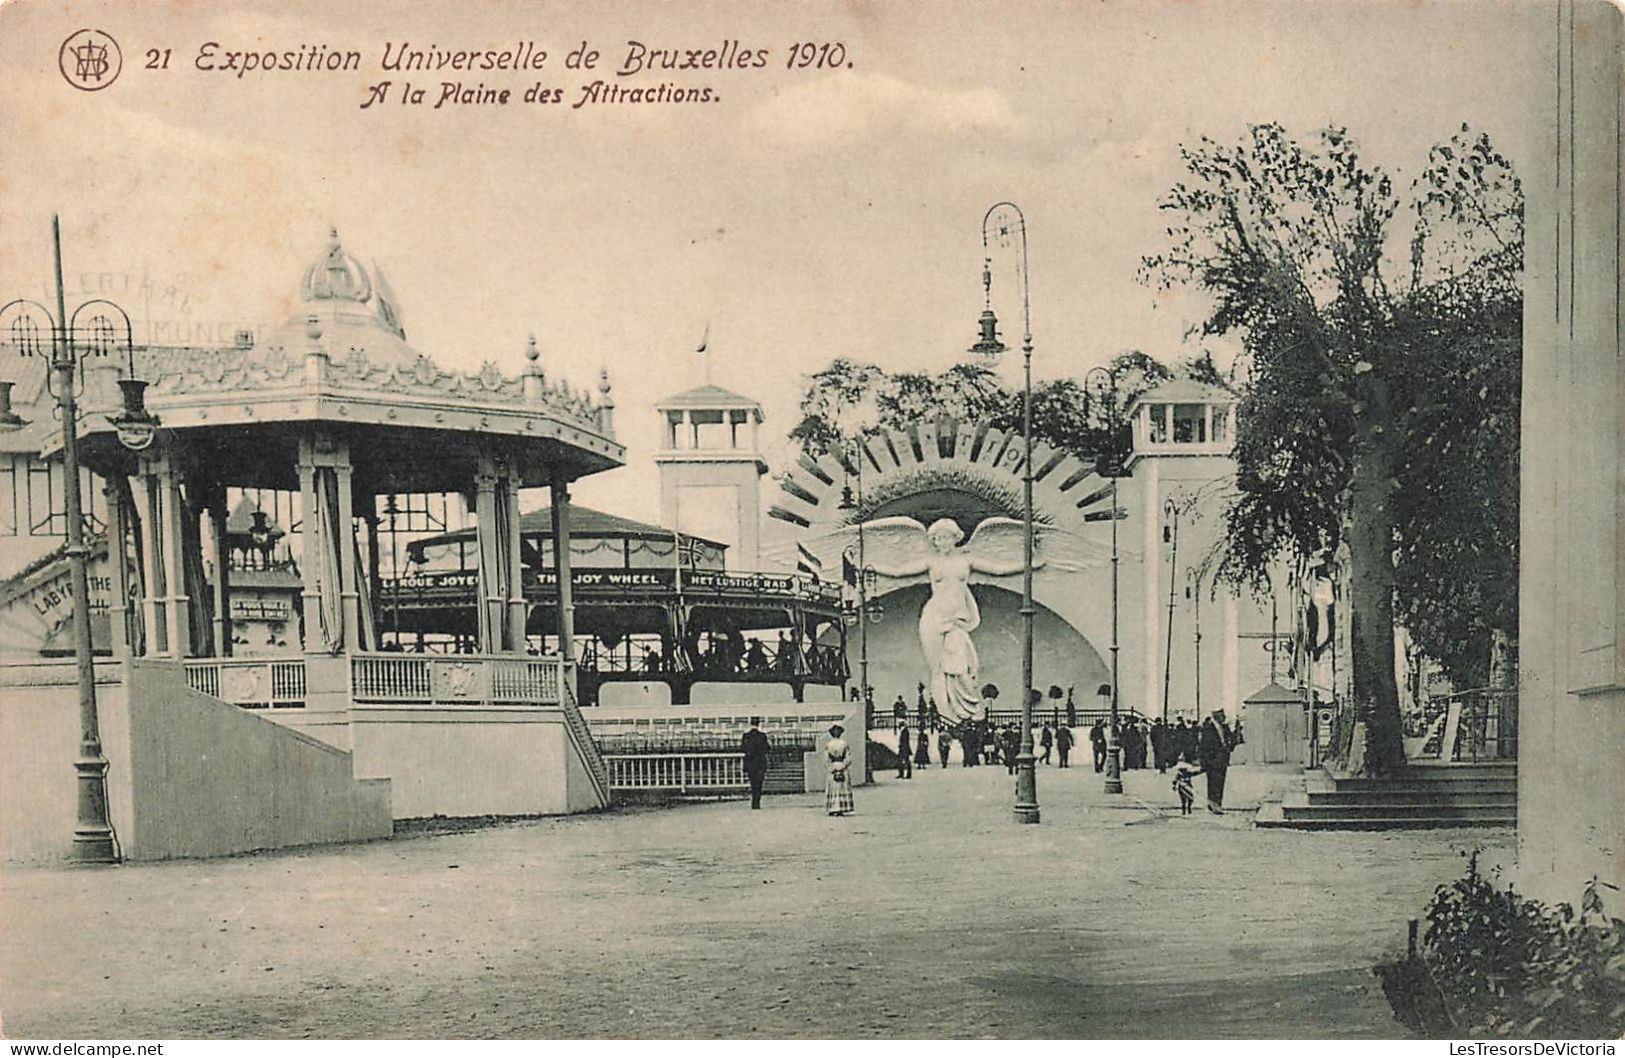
left=654, top=384, right=767, bottom=571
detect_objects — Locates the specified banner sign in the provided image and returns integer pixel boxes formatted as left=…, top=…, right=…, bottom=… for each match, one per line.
left=230, top=598, right=291, bottom=621
left=394, top=566, right=838, bottom=602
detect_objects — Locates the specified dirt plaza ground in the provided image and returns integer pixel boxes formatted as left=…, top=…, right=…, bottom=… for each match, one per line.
left=0, top=759, right=1511, bottom=1039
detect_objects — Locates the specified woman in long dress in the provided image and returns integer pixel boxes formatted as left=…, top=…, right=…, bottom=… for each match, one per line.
left=825, top=724, right=855, bottom=816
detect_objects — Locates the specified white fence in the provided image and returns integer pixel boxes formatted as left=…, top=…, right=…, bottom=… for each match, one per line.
left=604, top=753, right=747, bottom=793
left=183, top=658, right=308, bottom=709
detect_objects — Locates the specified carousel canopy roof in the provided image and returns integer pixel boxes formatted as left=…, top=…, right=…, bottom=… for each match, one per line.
left=411, top=503, right=726, bottom=552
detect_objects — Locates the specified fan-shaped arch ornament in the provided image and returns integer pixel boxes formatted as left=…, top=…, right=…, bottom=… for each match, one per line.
left=769, top=415, right=1125, bottom=572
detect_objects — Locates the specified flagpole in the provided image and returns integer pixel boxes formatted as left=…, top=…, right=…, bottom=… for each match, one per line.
left=697, top=321, right=711, bottom=385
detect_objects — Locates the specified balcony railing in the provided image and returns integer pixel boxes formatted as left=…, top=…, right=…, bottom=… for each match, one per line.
left=184, top=658, right=308, bottom=709
left=349, top=652, right=567, bottom=707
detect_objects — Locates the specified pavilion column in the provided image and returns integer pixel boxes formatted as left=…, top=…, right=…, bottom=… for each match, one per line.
left=334, top=445, right=359, bottom=652
left=365, top=508, right=382, bottom=642
left=296, top=442, right=320, bottom=652
left=549, top=476, right=576, bottom=662
left=137, top=461, right=164, bottom=655
left=210, top=484, right=231, bottom=658
left=157, top=453, right=190, bottom=658
left=103, top=476, right=131, bottom=659
left=473, top=454, right=503, bottom=654
left=504, top=471, right=527, bottom=653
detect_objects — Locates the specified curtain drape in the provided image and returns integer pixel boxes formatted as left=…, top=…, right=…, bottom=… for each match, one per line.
left=666, top=603, right=692, bottom=674
left=354, top=536, right=375, bottom=651
left=119, top=475, right=147, bottom=657
left=181, top=489, right=213, bottom=657
left=494, top=481, right=513, bottom=650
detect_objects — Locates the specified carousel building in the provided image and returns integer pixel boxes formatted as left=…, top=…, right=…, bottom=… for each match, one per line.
left=393, top=503, right=848, bottom=707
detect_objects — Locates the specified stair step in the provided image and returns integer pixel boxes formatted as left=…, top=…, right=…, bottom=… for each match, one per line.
left=1256, top=814, right=1514, bottom=831
left=1282, top=800, right=1515, bottom=821
left=1331, top=764, right=1516, bottom=782
left=1305, top=788, right=1516, bottom=806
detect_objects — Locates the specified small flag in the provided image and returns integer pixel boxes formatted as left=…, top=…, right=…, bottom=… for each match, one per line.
left=677, top=534, right=705, bottom=569
left=796, top=541, right=823, bottom=581
left=842, top=552, right=858, bottom=588
left=696, top=320, right=709, bottom=355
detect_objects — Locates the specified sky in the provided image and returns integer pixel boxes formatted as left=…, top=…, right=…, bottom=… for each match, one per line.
left=0, top=0, right=1550, bottom=522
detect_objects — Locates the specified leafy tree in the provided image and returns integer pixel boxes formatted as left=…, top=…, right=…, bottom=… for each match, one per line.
left=1141, top=123, right=1521, bottom=774
left=789, top=351, right=1177, bottom=469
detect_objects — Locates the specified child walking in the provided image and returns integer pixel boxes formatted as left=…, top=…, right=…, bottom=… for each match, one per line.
left=1172, top=760, right=1203, bottom=815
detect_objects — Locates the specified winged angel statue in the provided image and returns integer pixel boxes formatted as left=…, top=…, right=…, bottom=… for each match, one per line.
left=814, top=516, right=1110, bottom=723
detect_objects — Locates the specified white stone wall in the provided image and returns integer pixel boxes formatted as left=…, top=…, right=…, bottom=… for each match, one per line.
left=1518, top=0, right=1625, bottom=904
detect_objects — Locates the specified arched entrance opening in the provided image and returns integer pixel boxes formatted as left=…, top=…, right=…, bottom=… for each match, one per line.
left=861, top=583, right=1108, bottom=719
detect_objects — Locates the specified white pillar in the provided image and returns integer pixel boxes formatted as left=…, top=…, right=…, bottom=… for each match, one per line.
left=158, top=454, right=190, bottom=658
left=137, top=463, right=164, bottom=655
left=473, top=455, right=502, bottom=653
left=550, top=478, right=576, bottom=661
left=505, top=471, right=527, bottom=652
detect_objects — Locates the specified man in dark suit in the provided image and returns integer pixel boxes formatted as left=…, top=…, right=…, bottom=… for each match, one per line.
left=1199, top=709, right=1243, bottom=814
left=741, top=717, right=771, bottom=809
left=1090, top=720, right=1108, bottom=772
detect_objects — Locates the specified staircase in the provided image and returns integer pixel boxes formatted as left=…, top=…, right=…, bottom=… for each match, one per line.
left=763, top=751, right=807, bottom=795
left=559, top=675, right=612, bottom=808
left=1255, top=761, right=1517, bottom=830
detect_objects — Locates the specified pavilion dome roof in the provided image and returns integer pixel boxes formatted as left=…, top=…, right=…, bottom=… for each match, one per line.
left=267, top=228, right=416, bottom=366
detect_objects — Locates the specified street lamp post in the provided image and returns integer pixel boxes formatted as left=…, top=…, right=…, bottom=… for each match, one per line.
left=1085, top=365, right=1124, bottom=795
left=837, top=436, right=877, bottom=708
left=0, top=215, right=144, bottom=864
left=976, top=201, right=1039, bottom=825
left=1187, top=566, right=1204, bottom=716
left=1161, top=498, right=1180, bottom=723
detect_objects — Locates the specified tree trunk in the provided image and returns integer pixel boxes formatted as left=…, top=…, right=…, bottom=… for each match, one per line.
left=1348, top=383, right=1406, bottom=776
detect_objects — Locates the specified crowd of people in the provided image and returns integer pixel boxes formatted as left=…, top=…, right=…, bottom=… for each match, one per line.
left=842, top=686, right=1244, bottom=817
left=738, top=682, right=1245, bottom=818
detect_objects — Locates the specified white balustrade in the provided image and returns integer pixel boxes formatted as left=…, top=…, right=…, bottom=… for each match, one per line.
left=184, top=658, right=307, bottom=709
left=349, top=652, right=567, bottom=707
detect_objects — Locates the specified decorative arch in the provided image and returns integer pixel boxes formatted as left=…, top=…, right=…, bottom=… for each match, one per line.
left=768, top=415, right=1121, bottom=539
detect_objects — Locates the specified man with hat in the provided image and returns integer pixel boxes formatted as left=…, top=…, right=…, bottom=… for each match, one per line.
left=1198, top=708, right=1244, bottom=814
left=740, top=716, right=771, bottom=810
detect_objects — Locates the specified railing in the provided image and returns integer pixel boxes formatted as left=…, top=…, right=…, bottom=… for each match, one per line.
left=184, top=658, right=308, bottom=709
left=1447, top=687, right=1518, bottom=762
left=874, top=707, right=1146, bottom=732
left=604, top=752, right=747, bottom=792
left=557, top=667, right=612, bottom=807
left=349, top=652, right=566, bottom=707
